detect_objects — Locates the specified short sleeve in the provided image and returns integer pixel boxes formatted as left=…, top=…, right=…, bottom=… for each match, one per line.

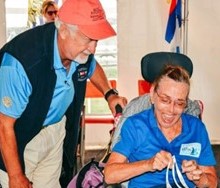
left=0, top=53, right=32, bottom=118
left=112, top=118, right=137, bottom=158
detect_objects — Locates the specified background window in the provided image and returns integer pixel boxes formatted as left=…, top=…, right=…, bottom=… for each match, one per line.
left=86, top=0, right=117, bottom=115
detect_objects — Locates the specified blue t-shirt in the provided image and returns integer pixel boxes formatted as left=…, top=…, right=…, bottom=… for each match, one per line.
left=112, top=108, right=216, bottom=188
left=0, top=31, right=96, bottom=126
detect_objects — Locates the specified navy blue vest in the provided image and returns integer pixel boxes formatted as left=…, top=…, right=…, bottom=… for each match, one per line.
left=0, top=23, right=91, bottom=171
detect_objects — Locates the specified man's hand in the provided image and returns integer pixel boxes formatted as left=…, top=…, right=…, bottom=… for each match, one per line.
left=9, top=173, right=33, bottom=188
left=107, top=95, right=127, bottom=115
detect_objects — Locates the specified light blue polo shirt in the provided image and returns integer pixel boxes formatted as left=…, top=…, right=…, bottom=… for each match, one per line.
left=112, top=107, right=216, bottom=188
left=0, top=30, right=96, bottom=126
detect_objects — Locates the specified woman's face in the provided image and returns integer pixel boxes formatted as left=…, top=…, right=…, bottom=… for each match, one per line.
left=44, top=5, right=58, bottom=23
left=151, top=77, right=189, bottom=129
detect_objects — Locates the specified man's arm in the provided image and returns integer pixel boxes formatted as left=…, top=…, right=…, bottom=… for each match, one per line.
left=0, top=112, right=32, bottom=188
left=89, top=62, right=127, bottom=114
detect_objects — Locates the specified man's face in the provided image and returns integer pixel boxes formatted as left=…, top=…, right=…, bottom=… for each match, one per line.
left=151, top=77, right=189, bottom=129
left=59, top=25, right=98, bottom=64
left=72, top=30, right=98, bottom=64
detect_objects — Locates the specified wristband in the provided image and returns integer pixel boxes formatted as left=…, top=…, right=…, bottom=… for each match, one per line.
left=104, top=89, right=119, bottom=101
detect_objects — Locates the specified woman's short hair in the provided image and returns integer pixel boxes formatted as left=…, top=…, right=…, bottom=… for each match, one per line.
left=153, top=65, right=190, bottom=91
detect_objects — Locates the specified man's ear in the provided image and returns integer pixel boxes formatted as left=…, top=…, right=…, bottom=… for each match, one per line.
left=149, top=85, right=155, bottom=104
left=59, top=24, right=68, bottom=39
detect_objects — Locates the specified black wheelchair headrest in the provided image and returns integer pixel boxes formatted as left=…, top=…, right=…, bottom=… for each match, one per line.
left=141, top=52, right=193, bottom=83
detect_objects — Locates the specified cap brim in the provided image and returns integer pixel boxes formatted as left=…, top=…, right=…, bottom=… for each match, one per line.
left=78, top=21, right=116, bottom=40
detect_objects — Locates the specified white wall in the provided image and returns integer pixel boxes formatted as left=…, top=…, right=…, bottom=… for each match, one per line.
left=188, top=1, right=220, bottom=143
left=117, top=0, right=170, bottom=98
left=85, top=123, right=113, bottom=149
left=117, top=0, right=220, bottom=143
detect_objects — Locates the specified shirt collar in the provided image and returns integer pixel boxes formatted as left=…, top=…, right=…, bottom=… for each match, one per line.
left=53, top=30, right=63, bottom=70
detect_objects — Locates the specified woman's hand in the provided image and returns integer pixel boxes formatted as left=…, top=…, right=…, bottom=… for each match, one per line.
left=150, top=150, right=173, bottom=172
left=182, top=160, right=203, bottom=181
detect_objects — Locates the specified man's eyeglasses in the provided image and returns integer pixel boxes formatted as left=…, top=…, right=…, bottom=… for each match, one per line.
left=155, top=90, right=187, bottom=110
left=47, top=10, right=57, bottom=16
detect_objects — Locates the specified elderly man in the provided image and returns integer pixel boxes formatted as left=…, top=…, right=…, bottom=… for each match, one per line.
left=0, top=0, right=127, bottom=187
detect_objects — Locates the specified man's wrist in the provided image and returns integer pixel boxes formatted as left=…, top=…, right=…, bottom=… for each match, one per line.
left=104, top=89, right=119, bottom=101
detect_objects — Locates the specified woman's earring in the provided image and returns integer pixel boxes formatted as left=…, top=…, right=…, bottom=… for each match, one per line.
left=150, top=97, right=154, bottom=104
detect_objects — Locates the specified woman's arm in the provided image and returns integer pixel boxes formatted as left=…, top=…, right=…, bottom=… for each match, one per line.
left=182, top=160, right=218, bottom=188
left=104, top=150, right=173, bottom=184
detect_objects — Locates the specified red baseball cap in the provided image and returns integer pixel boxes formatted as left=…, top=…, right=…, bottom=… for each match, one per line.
left=58, top=0, right=116, bottom=40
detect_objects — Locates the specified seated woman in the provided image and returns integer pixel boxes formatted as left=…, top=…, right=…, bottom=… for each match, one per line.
left=104, top=65, right=217, bottom=187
